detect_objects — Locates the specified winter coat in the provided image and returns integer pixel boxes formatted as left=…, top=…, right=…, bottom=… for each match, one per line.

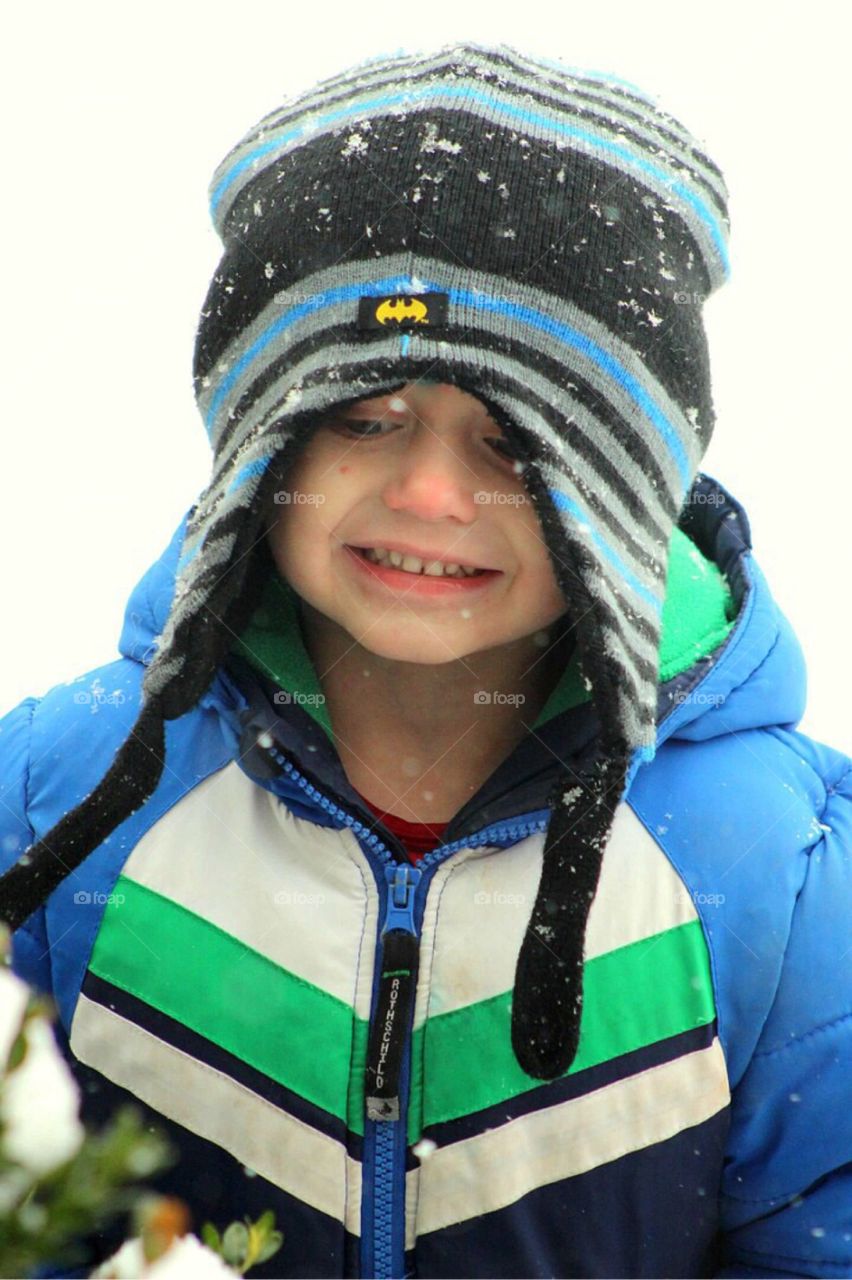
left=2, top=474, right=851, bottom=1279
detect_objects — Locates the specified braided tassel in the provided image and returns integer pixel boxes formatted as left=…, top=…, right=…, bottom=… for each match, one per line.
left=511, top=750, right=630, bottom=1080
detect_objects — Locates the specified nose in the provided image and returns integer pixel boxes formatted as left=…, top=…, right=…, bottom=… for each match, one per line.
left=381, top=426, right=481, bottom=523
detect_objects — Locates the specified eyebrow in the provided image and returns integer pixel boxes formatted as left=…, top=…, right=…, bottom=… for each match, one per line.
left=327, top=393, right=506, bottom=433
left=353, top=397, right=402, bottom=412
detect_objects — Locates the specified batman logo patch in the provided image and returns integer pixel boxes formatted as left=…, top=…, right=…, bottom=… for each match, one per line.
left=357, top=293, right=449, bottom=330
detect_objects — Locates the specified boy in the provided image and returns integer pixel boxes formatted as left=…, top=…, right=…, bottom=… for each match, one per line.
left=266, top=379, right=577, bottom=826
left=2, top=39, right=851, bottom=1280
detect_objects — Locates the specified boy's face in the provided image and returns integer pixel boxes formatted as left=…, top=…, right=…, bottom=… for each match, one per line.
left=265, top=382, right=568, bottom=665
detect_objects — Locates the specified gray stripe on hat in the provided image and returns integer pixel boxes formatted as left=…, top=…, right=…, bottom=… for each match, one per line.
left=223, top=56, right=726, bottom=211
left=471, top=369, right=673, bottom=552
left=216, top=46, right=726, bottom=225
left=251, top=42, right=664, bottom=132
left=483, top=45, right=726, bottom=191
left=211, top=80, right=726, bottom=291
left=518, top=460, right=665, bottom=641
left=534, top=526, right=660, bottom=742
left=529, top=459, right=666, bottom=600
left=151, top=528, right=242, bottom=664
left=199, top=254, right=701, bottom=503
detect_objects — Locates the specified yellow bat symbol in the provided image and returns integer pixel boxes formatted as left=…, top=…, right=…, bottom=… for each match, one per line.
left=375, top=296, right=429, bottom=325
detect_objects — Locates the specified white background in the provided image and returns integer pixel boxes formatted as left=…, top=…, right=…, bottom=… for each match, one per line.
left=2, top=0, right=849, bottom=750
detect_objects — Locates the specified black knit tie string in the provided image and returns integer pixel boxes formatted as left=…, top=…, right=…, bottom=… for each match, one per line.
left=511, top=750, right=631, bottom=1081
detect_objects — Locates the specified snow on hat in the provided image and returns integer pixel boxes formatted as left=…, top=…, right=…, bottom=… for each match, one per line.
left=0, top=40, right=729, bottom=1080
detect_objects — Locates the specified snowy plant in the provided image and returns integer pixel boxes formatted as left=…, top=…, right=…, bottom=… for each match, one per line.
left=91, top=1199, right=282, bottom=1277
left=90, top=1232, right=234, bottom=1279
left=0, top=924, right=173, bottom=1276
left=0, top=964, right=84, bottom=1186
left=0, top=924, right=283, bottom=1277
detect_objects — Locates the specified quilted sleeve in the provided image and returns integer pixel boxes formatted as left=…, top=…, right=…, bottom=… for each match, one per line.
left=716, top=752, right=852, bottom=1278
left=0, top=696, right=53, bottom=997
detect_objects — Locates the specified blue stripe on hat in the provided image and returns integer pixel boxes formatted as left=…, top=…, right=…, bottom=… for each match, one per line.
left=207, top=276, right=692, bottom=490
left=210, top=84, right=728, bottom=277
left=177, top=540, right=201, bottom=577
left=547, top=487, right=664, bottom=613
left=226, top=455, right=273, bottom=494
left=533, top=60, right=657, bottom=101
left=176, top=456, right=275, bottom=575
left=205, top=276, right=421, bottom=431
left=450, top=285, right=692, bottom=488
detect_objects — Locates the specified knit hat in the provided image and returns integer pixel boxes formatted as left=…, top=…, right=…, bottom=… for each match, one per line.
left=0, top=40, right=729, bottom=1080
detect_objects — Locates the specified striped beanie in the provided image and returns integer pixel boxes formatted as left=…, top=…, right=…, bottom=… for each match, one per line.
left=0, top=40, right=730, bottom=1080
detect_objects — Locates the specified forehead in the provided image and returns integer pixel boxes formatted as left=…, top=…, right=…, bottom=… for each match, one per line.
left=346, top=381, right=493, bottom=415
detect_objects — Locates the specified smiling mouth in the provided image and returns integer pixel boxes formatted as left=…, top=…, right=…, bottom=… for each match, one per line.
left=347, top=545, right=493, bottom=579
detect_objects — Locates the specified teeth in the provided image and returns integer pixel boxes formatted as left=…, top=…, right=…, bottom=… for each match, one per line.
left=361, top=547, right=484, bottom=577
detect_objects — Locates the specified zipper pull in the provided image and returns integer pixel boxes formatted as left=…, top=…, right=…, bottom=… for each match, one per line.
left=365, top=863, right=422, bottom=1122
left=381, top=861, right=421, bottom=933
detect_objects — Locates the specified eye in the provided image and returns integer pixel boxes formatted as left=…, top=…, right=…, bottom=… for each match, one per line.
left=326, top=416, right=526, bottom=468
left=483, top=437, right=516, bottom=463
left=485, top=435, right=525, bottom=465
left=327, top=417, right=395, bottom=439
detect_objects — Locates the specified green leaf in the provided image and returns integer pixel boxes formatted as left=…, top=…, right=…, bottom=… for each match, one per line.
left=200, top=1221, right=222, bottom=1251
left=256, top=1231, right=284, bottom=1265
left=6, top=1025, right=28, bottom=1072
left=222, top=1220, right=250, bottom=1266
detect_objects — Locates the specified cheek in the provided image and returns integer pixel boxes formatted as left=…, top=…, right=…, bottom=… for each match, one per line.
left=518, top=512, right=568, bottom=608
left=265, top=456, right=347, bottom=585
left=266, top=500, right=317, bottom=579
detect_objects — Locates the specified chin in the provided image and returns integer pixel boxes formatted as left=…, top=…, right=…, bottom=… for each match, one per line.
left=341, top=618, right=490, bottom=666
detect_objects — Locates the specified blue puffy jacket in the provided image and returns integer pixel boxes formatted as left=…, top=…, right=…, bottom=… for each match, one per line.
left=2, top=475, right=851, bottom=1279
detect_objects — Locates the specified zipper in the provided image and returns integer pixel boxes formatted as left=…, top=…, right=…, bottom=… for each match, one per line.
left=257, top=738, right=548, bottom=1279
left=367, top=862, right=421, bottom=1279
left=366, top=864, right=422, bottom=1122
left=367, top=826, right=548, bottom=1280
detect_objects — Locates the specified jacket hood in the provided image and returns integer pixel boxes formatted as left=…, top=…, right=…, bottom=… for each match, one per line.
left=116, top=470, right=808, bottom=859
